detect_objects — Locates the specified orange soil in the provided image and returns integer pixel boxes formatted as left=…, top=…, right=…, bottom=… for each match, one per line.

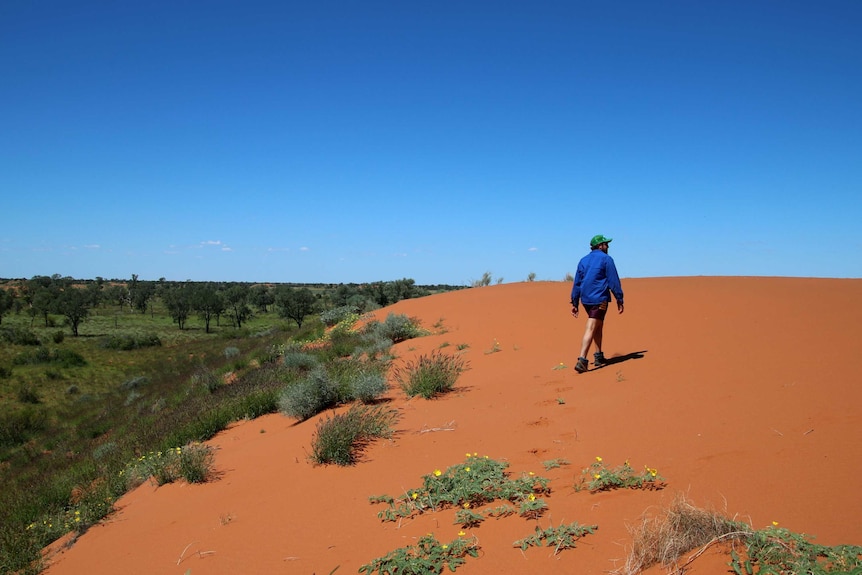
left=42, top=278, right=862, bottom=575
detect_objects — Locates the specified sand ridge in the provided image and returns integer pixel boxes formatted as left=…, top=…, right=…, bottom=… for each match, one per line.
left=42, top=278, right=862, bottom=574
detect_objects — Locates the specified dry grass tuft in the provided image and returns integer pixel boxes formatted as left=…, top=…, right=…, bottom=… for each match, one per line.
left=620, top=494, right=752, bottom=575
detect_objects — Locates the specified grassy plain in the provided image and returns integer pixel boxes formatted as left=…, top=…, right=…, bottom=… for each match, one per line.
left=0, top=299, right=308, bottom=574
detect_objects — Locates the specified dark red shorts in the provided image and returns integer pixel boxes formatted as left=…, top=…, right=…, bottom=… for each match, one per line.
left=584, top=302, right=609, bottom=321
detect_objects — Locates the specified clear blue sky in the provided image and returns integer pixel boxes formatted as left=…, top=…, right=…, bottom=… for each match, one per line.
left=2, top=1, right=860, bottom=284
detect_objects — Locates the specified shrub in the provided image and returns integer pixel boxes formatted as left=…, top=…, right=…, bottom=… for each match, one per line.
left=0, top=365, right=12, bottom=379
left=282, top=349, right=319, bottom=371
left=123, top=442, right=215, bottom=488
left=0, top=325, right=41, bottom=346
left=98, top=333, right=161, bottom=350
left=278, top=367, right=338, bottom=420
left=223, top=346, right=240, bottom=359
left=366, top=313, right=424, bottom=344
left=191, top=366, right=221, bottom=393
left=16, top=385, right=40, bottom=404
left=52, top=330, right=65, bottom=344
left=119, top=376, right=149, bottom=391
left=321, top=305, right=359, bottom=327
left=309, top=404, right=397, bottom=465
left=395, top=351, right=467, bottom=399
left=0, top=407, right=47, bottom=447
left=351, top=369, right=389, bottom=403
left=13, top=347, right=86, bottom=367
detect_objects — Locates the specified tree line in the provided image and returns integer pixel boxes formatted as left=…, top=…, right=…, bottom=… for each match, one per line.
left=0, top=275, right=461, bottom=336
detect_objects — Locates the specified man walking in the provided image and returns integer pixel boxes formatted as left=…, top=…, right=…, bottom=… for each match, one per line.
left=570, top=234, right=624, bottom=373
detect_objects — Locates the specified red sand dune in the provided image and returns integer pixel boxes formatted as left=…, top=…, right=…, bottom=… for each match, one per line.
left=43, top=278, right=862, bottom=574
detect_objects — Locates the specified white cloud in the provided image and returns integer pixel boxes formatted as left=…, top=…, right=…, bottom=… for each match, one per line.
left=84, top=244, right=101, bottom=249
left=528, top=247, right=539, bottom=252
left=299, top=246, right=310, bottom=252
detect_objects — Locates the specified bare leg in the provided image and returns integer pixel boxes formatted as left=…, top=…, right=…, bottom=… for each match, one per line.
left=593, top=321, right=604, bottom=354
left=579, top=318, right=603, bottom=358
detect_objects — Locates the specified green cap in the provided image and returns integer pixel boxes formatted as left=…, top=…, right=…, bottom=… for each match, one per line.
left=590, top=234, right=613, bottom=247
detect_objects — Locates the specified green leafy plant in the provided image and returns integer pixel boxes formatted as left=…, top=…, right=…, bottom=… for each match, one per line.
left=309, top=404, right=397, bottom=466
left=483, top=339, right=502, bottom=354
left=359, top=533, right=480, bottom=575
left=395, top=351, right=467, bottom=399
left=730, top=523, right=862, bottom=575
left=577, top=457, right=665, bottom=492
left=514, top=521, right=598, bottom=554
left=370, top=454, right=550, bottom=522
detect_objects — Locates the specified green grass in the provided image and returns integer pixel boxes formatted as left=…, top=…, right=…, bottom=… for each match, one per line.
left=0, top=296, right=430, bottom=574
left=394, top=351, right=468, bottom=399
left=0, top=303, right=295, bottom=574
left=309, top=404, right=398, bottom=466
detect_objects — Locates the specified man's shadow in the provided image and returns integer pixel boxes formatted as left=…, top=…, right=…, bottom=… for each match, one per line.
left=590, top=350, right=647, bottom=371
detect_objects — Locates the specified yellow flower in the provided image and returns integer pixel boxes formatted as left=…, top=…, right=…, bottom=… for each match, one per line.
left=595, top=456, right=602, bottom=463
left=458, top=530, right=466, bottom=537
left=772, top=521, right=779, bottom=527
left=434, top=469, right=442, bottom=477
left=594, top=473, right=601, bottom=479
left=528, top=471, right=535, bottom=476
left=411, top=492, right=418, bottom=500
left=473, top=452, right=477, bottom=456
left=528, top=493, right=536, bottom=501
left=465, top=453, right=472, bottom=457
left=442, top=544, right=449, bottom=550
left=463, top=502, right=470, bottom=509
left=464, top=467, right=471, bottom=472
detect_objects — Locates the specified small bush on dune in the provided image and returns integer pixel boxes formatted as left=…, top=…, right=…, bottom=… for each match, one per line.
left=278, top=367, right=339, bottom=420
left=321, top=305, right=359, bottom=327
left=395, top=351, right=468, bottom=399
left=310, top=404, right=397, bottom=466
left=123, top=442, right=215, bottom=488
left=350, top=369, right=389, bottom=403
left=365, top=313, right=425, bottom=344
left=282, top=349, right=319, bottom=371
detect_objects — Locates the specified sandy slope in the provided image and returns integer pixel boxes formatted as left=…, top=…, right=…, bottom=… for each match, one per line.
left=42, top=278, right=862, bottom=575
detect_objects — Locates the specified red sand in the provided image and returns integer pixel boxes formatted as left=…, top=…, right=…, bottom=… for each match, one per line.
left=42, top=278, right=862, bottom=574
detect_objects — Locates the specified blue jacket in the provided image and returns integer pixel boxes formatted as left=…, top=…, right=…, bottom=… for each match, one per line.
left=570, top=249, right=624, bottom=307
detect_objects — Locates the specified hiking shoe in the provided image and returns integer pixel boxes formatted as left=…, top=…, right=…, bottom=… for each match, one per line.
left=574, top=357, right=589, bottom=373
left=593, top=352, right=608, bottom=366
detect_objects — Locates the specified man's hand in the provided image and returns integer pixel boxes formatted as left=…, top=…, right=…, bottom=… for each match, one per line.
left=617, top=302, right=625, bottom=314
left=571, top=307, right=579, bottom=318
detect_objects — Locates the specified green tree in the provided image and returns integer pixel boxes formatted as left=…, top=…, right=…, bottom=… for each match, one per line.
left=193, top=284, right=225, bottom=334
left=30, top=287, right=56, bottom=327
left=224, top=285, right=252, bottom=329
left=250, top=284, right=274, bottom=313
left=276, top=286, right=317, bottom=328
left=130, top=280, right=155, bottom=314
left=55, top=287, right=91, bottom=336
left=163, top=284, right=193, bottom=329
